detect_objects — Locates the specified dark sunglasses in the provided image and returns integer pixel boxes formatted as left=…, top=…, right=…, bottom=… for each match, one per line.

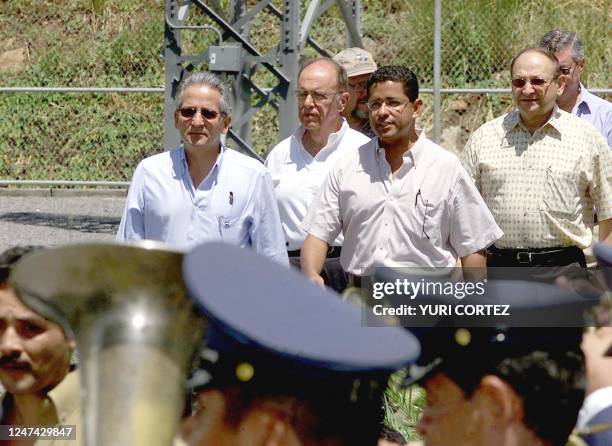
left=510, top=77, right=554, bottom=89
left=178, top=107, right=223, bottom=120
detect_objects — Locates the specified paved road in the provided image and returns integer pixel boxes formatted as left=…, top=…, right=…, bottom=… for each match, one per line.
left=0, top=195, right=126, bottom=253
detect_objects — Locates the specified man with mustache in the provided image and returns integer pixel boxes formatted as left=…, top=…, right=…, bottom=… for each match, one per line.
left=0, top=246, right=81, bottom=445
left=266, top=58, right=369, bottom=290
left=117, top=71, right=288, bottom=265
left=300, top=65, right=501, bottom=288
left=333, top=47, right=378, bottom=137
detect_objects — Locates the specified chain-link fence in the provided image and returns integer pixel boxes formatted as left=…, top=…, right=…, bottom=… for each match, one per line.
left=1, top=0, right=610, bottom=183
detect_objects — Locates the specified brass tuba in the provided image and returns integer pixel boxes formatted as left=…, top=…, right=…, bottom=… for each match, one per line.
left=9, top=241, right=205, bottom=446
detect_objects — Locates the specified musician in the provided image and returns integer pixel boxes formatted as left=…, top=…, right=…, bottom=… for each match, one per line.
left=179, top=242, right=421, bottom=446
left=0, top=246, right=81, bottom=446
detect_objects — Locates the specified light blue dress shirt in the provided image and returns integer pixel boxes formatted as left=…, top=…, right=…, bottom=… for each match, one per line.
left=116, top=145, right=289, bottom=265
left=573, top=84, right=612, bottom=148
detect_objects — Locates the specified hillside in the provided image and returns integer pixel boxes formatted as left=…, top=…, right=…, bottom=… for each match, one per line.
left=0, top=0, right=610, bottom=182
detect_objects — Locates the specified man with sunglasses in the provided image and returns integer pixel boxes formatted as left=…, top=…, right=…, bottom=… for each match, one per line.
left=462, top=48, right=612, bottom=268
left=539, top=30, right=611, bottom=148
left=300, top=65, right=501, bottom=289
left=333, top=47, right=378, bottom=138
left=117, top=71, right=288, bottom=265
left=265, top=58, right=369, bottom=290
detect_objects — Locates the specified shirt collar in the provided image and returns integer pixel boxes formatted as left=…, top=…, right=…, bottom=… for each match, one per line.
left=510, top=106, right=563, bottom=134
left=573, top=83, right=593, bottom=116
left=375, top=130, right=427, bottom=168
left=179, top=143, right=225, bottom=177
left=292, top=119, right=349, bottom=160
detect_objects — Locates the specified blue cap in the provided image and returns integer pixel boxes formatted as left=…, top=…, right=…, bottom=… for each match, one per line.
left=393, top=280, right=589, bottom=386
left=182, top=242, right=420, bottom=395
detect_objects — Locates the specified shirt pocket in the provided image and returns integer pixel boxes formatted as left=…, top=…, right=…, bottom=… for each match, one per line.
left=543, top=167, right=580, bottom=216
left=216, top=214, right=248, bottom=243
left=414, top=195, right=447, bottom=245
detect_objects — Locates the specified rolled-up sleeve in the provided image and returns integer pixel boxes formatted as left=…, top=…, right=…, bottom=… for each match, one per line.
left=449, top=169, right=503, bottom=258
left=116, top=162, right=146, bottom=241
left=251, top=171, right=289, bottom=266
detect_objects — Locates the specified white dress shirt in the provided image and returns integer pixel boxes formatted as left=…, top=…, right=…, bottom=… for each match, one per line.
left=116, top=145, right=288, bottom=265
left=302, top=133, right=502, bottom=275
left=265, top=120, right=370, bottom=250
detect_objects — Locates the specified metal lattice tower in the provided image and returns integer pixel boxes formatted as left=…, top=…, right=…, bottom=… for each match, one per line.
left=164, top=0, right=363, bottom=160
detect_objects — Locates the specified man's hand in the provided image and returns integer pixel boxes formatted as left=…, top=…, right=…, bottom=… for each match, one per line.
left=460, top=250, right=487, bottom=282
left=301, top=235, right=329, bottom=289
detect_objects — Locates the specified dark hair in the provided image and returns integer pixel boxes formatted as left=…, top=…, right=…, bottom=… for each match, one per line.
left=510, top=47, right=561, bottom=79
left=366, top=65, right=419, bottom=102
left=0, top=246, right=42, bottom=284
left=298, top=57, right=349, bottom=92
left=539, top=30, right=584, bottom=63
left=441, top=331, right=584, bottom=446
left=214, top=379, right=385, bottom=446
left=379, top=425, right=407, bottom=445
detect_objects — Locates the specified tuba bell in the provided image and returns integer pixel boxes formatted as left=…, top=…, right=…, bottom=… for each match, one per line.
left=9, top=241, right=205, bottom=446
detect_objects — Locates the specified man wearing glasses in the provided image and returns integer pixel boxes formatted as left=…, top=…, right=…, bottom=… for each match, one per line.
left=462, top=48, right=612, bottom=268
left=117, top=71, right=288, bottom=265
left=265, top=58, right=369, bottom=290
left=539, top=30, right=611, bottom=147
left=300, top=65, right=501, bottom=288
left=333, top=47, right=378, bottom=138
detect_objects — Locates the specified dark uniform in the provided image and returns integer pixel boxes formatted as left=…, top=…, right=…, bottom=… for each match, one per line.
left=180, top=242, right=421, bottom=446
left=572, top=243, right=612, bottom=446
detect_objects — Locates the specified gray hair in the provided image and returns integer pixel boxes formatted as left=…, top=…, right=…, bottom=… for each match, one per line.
left=538, top=30, right=585, bottom=63
left=175, top=71, right=232, bottom=115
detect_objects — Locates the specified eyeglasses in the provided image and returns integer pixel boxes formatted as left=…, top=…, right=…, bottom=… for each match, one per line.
left=178, top=107, right=223, bottom=120
left=367, top=99, right=410, bottom=113
left=295, top=90, right=338, bottom=104
left=510, top=77, right=556, bottom=89
left=559, top=65, right=575, bottom=76
left=349, top=80, right=368, bottom=92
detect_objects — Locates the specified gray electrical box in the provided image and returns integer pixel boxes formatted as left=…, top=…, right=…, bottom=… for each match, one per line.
left=208, top=44, right=242, bottom=72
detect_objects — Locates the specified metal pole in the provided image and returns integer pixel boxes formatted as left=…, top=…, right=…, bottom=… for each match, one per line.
left=433, top=0, right=442, bottom=144
left=277, top=0, right=300, bottom=140
left=163, top=0, right=184, bottom=150
left=230, top=0, right=253, bottom=148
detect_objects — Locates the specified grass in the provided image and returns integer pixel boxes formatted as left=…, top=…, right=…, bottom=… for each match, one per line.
left=1, top=0, right=609, bottom=181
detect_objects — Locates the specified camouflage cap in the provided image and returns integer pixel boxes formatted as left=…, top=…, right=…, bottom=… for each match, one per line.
left=333, top=47, right=377, bottom=77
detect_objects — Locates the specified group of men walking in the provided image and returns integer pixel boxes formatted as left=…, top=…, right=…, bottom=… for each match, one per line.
left=117, top=29, right=611, bottom=283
